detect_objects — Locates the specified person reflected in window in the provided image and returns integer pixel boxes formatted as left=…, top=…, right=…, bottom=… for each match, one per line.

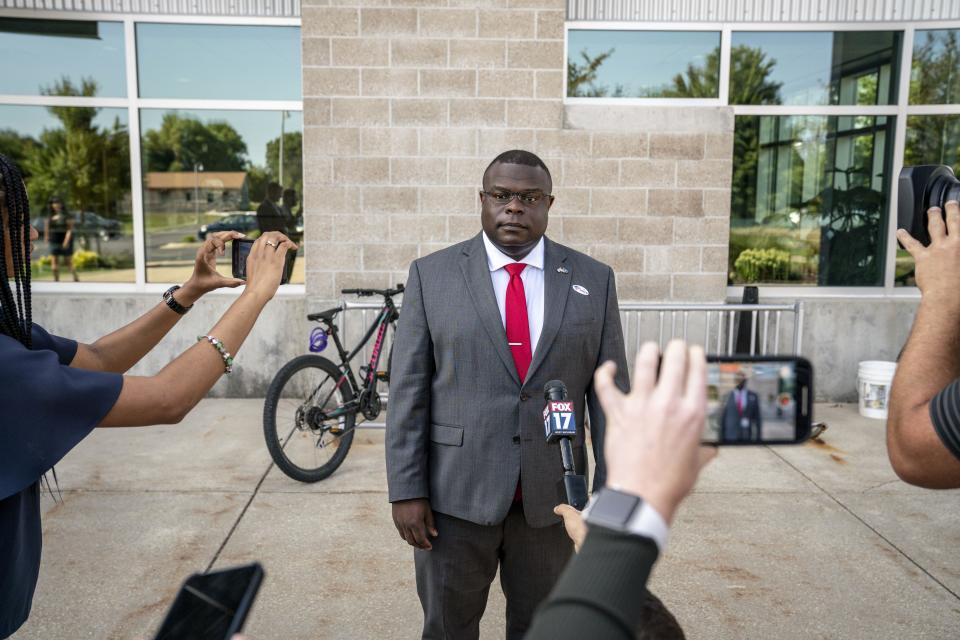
left=281, top=188, right=301, bottom=241
left=44, top=197, right=77, bottom=282
left=721, top=372, right=762, bottom=442
left=255, top=182, right=288, bottom=235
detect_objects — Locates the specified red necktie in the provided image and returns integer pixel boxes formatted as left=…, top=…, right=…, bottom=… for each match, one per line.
left=504, top=263, right=531, bottom=503
left=504, top=263, right=532, bottom=382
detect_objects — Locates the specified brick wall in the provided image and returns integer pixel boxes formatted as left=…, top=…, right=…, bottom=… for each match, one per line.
left=301, top=0, right=734, bottom=303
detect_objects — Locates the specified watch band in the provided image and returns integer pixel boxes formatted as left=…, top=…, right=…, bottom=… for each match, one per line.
left=162, top=285, right=193, bottom=315
left=583, top=488, right=669, bottom=551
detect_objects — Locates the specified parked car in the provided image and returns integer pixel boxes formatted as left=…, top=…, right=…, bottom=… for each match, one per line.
left=199, top=213, right=258, bottom=240
left=31, top=211, right=122, bottom=241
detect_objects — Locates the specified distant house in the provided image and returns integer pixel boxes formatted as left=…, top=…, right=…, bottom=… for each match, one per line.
left=144, top=171, right=249, bottom=213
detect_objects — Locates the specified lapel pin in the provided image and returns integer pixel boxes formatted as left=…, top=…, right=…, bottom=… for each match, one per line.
left=572, top=285, right=589, bottom=296
left=557, top=266, right=569, bottom=274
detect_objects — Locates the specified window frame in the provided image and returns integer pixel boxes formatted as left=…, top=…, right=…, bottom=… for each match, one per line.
left=0, top=9, right=304, bottom=295
left=565, top=20, right=960, bottom=299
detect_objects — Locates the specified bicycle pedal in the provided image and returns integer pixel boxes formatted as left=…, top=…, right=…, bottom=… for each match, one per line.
left=376, top=371, right=389, bottom=381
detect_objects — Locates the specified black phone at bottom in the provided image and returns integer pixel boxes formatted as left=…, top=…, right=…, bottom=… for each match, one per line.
left=153, top=562, right=264, bottom=640
left=703, top=356, right=813, bottom=445
left=231, top=238, right=294, bottom=285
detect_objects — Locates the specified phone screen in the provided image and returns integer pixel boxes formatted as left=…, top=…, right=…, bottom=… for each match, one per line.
left=703, top=359, right=810, bottom=444
left=154, top=564, right=263, bottom=640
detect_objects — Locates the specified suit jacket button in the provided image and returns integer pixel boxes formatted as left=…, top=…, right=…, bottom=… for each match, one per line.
left=512, top=435, right=521, bottom=444
left=519, top=392, right=530, bottom=401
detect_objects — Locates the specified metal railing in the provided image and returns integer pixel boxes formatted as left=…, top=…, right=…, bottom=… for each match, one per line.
left=332, top=299, right=804, bottom=428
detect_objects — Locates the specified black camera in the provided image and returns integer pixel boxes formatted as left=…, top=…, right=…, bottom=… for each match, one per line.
left=898, top=165, right=960, bottom=246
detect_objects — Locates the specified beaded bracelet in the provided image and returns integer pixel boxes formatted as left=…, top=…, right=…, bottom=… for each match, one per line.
left=197, top=335, right=234, bottom=373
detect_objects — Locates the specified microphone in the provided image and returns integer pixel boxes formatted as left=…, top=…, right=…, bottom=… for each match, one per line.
left=543, top=380, right=588, bottom=510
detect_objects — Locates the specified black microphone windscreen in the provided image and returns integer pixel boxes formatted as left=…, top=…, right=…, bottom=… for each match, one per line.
left=544, top=379, right=568, bottom=401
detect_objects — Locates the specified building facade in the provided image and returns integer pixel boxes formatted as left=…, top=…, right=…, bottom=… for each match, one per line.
left=3, top=0, right=959, bottom=399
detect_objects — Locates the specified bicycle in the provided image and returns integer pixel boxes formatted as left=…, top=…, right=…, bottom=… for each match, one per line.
left=263, top=284, right=404, bottom=482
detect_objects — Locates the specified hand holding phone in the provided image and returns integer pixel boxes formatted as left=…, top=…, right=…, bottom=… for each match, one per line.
left=231, top=236, right=297, bottom=288
left=153, top=563, right=264, bottom=640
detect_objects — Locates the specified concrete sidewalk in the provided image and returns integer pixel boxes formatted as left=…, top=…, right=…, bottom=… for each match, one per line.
left=11, top=402, right=960, bottom=639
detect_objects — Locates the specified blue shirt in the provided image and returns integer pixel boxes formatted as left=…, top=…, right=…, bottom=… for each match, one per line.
left=0, top=324, right=122, bottom=638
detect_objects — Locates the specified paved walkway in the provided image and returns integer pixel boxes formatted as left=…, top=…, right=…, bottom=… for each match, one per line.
left=11, top=402, right=960, bottom=639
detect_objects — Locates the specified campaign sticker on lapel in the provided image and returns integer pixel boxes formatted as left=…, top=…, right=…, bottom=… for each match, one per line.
left=572, top=285, right=589, bottom=296
left=557, top=266, right=569, bottom=274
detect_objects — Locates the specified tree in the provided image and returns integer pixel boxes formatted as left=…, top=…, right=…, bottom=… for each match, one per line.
left=0, top=129, right=37, bottom=172
left=664, top=45, right=781, bottom=104
left=142, top=113, right=247, bottom=173
left=20, top=77, right=130, bottom=219
left=265, top=131, right=303, bottom=198
left=904, top=30, right=960, bottom=170
left=567, top=48, right=616, bottom=97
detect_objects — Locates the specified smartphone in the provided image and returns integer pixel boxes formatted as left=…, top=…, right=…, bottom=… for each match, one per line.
left=231, top=238, right=295, bottom=285
left=153, top=563, right=264, bottom=640
left=702, top=356, right=813, bottom=445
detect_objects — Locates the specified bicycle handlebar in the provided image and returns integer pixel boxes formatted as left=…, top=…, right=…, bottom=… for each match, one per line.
left=342, top=283, right=405, bottom=298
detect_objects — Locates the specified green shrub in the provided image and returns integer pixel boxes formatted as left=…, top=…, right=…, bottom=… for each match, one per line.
left=181, top=234, right=197, bottom=243
left=733, top=248, right=792, bottom=283
left=72, top=250, right=101, bottom=271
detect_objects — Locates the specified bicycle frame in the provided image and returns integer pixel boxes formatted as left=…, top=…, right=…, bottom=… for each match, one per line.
left=313, top=301, right=397, bottom=422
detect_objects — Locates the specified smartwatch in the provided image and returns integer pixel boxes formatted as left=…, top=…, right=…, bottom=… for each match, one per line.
left=162, top=285, right=193, bottom=315
left=582, top=488, right=669, bottom=551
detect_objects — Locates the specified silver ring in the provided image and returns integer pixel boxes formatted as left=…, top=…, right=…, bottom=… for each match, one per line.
left=265, top=240, right=277, bottom=248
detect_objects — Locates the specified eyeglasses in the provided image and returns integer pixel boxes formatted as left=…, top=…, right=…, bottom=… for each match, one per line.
left=481, top=190, right=551, bottom=205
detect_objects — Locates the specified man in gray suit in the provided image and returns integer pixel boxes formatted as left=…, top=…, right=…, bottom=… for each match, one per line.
left=721, top=372, right=763, bottom=442
left=386, top=150, right=629, bottom=639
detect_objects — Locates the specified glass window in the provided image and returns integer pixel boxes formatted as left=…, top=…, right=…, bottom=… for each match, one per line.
left=898, top=114, right=960, bottom=285
left=730, top=31, right=901, bottom=105
left=729, top=115, right=895, bottom=286
left=136, top=24, right=301, bottom=100
left=910, top=30, right=960, bottom=104
left=0, top=105, right=133, bottom=282
left=566, top=30, right=720, bottom=98
left=140, top=109, right=303, bottom=284
left=0, top=18, right=126, bottom=97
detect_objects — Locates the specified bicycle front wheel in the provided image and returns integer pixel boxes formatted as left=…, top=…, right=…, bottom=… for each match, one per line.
left=263, top=355, right=357, bottom=482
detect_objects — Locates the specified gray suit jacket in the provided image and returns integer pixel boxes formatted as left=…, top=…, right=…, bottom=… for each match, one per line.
left=386, top=233, right=629, bottom=528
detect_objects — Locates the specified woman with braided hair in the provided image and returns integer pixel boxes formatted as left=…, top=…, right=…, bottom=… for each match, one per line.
left=0, top=154, right=297, bottom=638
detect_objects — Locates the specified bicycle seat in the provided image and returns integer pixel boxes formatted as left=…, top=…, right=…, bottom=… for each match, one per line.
left=307, top=306, right=342, bottom=322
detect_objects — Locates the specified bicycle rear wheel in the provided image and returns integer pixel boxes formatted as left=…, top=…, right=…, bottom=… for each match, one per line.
left=263, top=355, right=356, bottom=482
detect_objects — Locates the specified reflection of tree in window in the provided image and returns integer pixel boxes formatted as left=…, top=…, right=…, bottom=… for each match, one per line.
left=6, top=79, right=131, bottom=246
left=567, top=49, right=624, bottom=97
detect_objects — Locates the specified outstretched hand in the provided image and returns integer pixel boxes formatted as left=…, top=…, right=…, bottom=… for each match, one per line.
left=594, top=340, right=717, bottom=524
left=186, top=230, right=247, bottom=295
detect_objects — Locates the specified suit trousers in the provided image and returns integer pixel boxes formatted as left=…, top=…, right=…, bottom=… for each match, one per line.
left=414, top=502, right=573, bottom=640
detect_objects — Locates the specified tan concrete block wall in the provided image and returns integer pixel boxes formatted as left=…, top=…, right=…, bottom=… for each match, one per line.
left=302, top=0, right=733, bottom=302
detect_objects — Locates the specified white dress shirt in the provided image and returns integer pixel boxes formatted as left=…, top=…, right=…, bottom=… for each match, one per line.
left=481, top=232, right=545, bottom=355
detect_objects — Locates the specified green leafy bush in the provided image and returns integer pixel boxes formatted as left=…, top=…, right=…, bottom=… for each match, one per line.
left=733, top=248, right=792, bottom=283
left=72, top=250, right=101, bottom=271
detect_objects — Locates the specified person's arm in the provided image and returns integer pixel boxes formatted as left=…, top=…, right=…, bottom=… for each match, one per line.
left=586, top=266, right=630, bottom=489
left=97, top=231, right=295, bottom=427
left=528, top=341, right=715, bottom=639
left=889, top=201, right=960, bottom=488
left=526, top=527, right=660, bottom=640
left=70, top=232, right=245, bottom=374
left=386, top=261, right=438, bottom=550
left=63, top=220, right=72, bottom=247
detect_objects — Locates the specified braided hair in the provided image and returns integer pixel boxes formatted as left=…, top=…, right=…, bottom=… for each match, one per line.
left=0, top=154, right=32, bottom=348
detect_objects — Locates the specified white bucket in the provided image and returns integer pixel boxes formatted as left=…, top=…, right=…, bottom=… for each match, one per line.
left=857, top=361, right=897, bottom=419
